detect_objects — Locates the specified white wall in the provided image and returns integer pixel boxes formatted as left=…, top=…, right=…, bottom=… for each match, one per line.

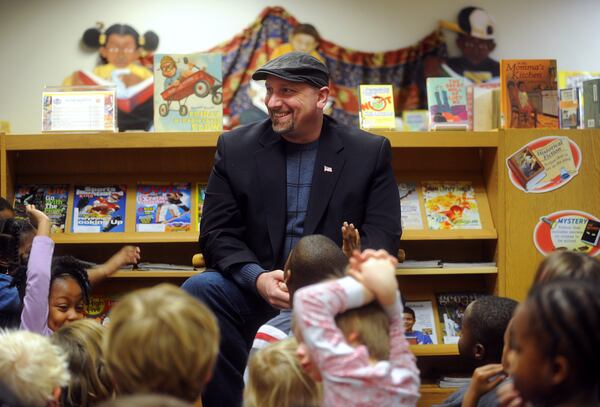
left=1, top=0, right=599, bottom=133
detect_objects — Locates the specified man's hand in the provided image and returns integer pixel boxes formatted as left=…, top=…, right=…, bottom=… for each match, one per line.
left=256, top=269, right=290, bottom=309
left=462, top=364, right=506, bottom=407
left=347, top=249, right=398, bottom=306
left=341, top=221, right=361, bottom=258
left=26, top=204, right=51, bottom=237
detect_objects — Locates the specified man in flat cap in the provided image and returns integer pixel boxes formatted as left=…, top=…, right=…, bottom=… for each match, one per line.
left=183, top=52, right=401, bottom=407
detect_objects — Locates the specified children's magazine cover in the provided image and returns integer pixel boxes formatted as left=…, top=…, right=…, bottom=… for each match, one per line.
left=14, top=185, right=69, bottom=234
left=435, top=292, right=485, bottom=344
left=86, top=294, right=120, bottom=327
left=422, top=181, right=481, bottom=230
left=426, top=78, right=468, bottom=130
left=136, top=183, right=191, bottom=232
left=358, top=84, right=396, bottom=130
left=398, top=182, right=423, bottom=229
left=404, top=300, right=438, bottom=345
left=197, top=183, right=207, bottom=233
left=500, top=59, right=558, bottom=128
left=154, top=53, right=223, bottom=132
left=72, top=185, right=127, bottom=233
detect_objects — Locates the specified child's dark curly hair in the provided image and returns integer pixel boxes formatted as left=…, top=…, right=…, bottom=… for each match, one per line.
left=51, top=256, right=91, bottom=303
left=0, top=218, right=27, bottom=300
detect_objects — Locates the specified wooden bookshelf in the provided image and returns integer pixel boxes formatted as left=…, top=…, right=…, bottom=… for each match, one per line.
left=396, top=267, right=497, bottom=276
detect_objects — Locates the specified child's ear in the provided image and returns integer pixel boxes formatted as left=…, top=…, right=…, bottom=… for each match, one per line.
left=346, top=331, right=361, bottom=347
left=474, top=343, right=486, bottom=361
left=549, top=355, right=569, bottom=386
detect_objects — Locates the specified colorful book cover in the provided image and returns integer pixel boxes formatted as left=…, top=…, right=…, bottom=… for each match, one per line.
left=196, top=183, right=207, bottom=233
left=358, top=84, right=396, bottom=129
left=422, top=181, right=481, bottom=230
left=136, top=183, right=191, bottom=232
left=154, top=53, right=223, bottom=132
left=404, top=300, right=438, bottom=345
left=398, top=182, right=423, bottom=230
left=402, top=110, right=429, bottom=131
left=500, top=59, right=558, bottom=128
left=582, top=79, right=600, bottom=128
left=426, top=78, right=468, bottom=130
left=559, top=88, right=580, bottom=129
left=72, top=185, right=127, bottom=233
left=435, top=292, right=485, bottom=344
left=14, top=185, right=68, bottom=234
left=85, top=294, right=120, bottom=327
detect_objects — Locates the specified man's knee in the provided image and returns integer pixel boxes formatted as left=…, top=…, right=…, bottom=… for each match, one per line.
left=181, top=270, right=232, bottom=304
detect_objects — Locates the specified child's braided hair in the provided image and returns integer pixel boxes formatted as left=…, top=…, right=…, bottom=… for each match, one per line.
left=51, top=256, right=91, bottom=303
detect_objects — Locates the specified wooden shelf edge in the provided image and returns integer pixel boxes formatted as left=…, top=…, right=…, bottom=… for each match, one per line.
left=110, top=269, right=204, bottom=278
left=410, top=343, right=459, bottom=356
left=396, top=267, right=497, bottom=276
left=51, top=233, right=199, bottom=244
left=402, top=229, right=498, bottom=240
left=373, top=131, right=500, bottom=147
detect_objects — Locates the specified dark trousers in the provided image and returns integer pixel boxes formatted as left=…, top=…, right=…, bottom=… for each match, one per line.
left=181, top=270, right=277, bottom=407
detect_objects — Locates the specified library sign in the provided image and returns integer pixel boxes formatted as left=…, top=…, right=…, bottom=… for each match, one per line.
left=506, top=136, right=581, bottom=193
left=533, top=210, right=600, bottom=256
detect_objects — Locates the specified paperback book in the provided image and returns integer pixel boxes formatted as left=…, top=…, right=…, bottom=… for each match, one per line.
left=14, top=185, right=68, bottom=234
left=422, top=181, right=481, bottom=230
left=398, top=182, right=423, bottom=229
left=154, top=52, right=223, bottom=132
left=466, top=83, right=501, bottom=130
left=358, top=84, right=396, bottom=130
left=136, top=183, right=192, bottom=232
left=435, top=292, right=485, bottom=344
left=404, top=300, right=438, bottom=345
left=500, top=59, right=558, bottom=129
left=426, top=78, right=468, bottom=130
left=72, top=185, right=127, bottom=233
left=559, top=88, right=580, bottom=129
left=197, top=183, right=207, bottom=233
left=582, top=79, right=600, bottom=128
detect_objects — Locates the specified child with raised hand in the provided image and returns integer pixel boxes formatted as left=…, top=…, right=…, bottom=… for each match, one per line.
left=293, top=248, right=420, bottom=407
left=498, top=280, right=600, bottom=407
left=245, top=337, right=322, bottom=407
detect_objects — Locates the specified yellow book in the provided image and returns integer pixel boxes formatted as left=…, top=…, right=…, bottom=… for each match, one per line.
left=358, top=84, right=396, bottom=130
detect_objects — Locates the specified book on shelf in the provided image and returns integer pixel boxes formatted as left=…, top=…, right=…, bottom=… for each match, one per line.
left=358, top=84, right=396, bottom=130
left=401, top=110, right=429, bottom=131
left=14, top=184, right=68, bottom=234
left=134, top=262, right=195, bottom=271
left=426, top=77, right=468, bottom=131
left=438, top=376, right=471, bottom=388
left=135, top=183, right=192, bottom=232
left=506, top=146, right=546, bottom=191
left=435, top=292, right=485, bottom=344
left=582, top=78, right=600, bottom=128
left=404, top=300, right=438, bottom=345
left=422, top=181, right=482, bottom=230
left=558, top=71, right=600, bottom=128
left=559, top=88, right=580, bottom=129
left=397, top=260, right=442, bottom=269
left=85, top=294, right=120, bottom=326
left=500, top=59, right=559, bottom=129
left=153, top=52, right=223, bottom=132
left=197, top=183, right=207, bottom=233
left=72, top=185, right=127, bottom=233
left=466, top=82, right=501, bottom=130
left=398, top=181, right=423, bottom=230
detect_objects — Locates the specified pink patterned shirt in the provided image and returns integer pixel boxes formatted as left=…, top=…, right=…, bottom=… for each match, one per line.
left=294, top=276, right=420, bottom=407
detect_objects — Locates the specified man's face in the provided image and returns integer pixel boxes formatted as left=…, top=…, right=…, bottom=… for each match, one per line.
left=456, top=35, right=495, bottom=66
left=264, top=76, right=328, bottom=142
left=402, top=312, right=415, bottom=332
left=291, top=33, right=319, bottom=54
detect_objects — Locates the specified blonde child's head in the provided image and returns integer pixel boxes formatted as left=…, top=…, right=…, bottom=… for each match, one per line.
left=508, top=280, right=600, bottom=405
left=245, top=337, right=321, bottom=407
left=335, top=303, right=390, bottom=360
left=52, top=318, right=112, bottom=406
left=104, top=283, right=219, bottom=403
left=0, top=329, right=70, bottom=407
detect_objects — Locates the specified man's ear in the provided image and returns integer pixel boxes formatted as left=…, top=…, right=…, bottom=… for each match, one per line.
left=317, top=86, right=330, bottom=109
left=474, top=343, right=486, bottom=361
left=549, top=355, right=569, bottom=386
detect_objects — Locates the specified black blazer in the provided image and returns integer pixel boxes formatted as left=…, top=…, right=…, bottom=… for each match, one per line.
left=200, top=116, right=401, bottom=273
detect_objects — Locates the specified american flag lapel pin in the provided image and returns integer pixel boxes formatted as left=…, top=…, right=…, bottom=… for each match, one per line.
left=324, top=165, right=333, bottom=173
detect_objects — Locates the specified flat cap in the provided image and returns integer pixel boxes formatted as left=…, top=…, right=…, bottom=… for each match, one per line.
left=252, top=51, right=329, bottom=88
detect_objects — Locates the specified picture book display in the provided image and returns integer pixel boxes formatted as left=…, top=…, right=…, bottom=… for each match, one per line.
left=197, top=183, right=207, bottom=233
left=426, top=78, right=468, bottom=130
left=467, top=83, right=501, bottom=131
left=422, top=181, right=481, bottom=230
left=358, top=84, right=396, bottom=130
left=86, top=294, right=120, bottom=326
left=398, top=182, right=423, bottom=229
left=500, top=59, right=558, bottom=129
left=154, top=53, right=223, bottom=132
left=72, top=185, right=127, bottom=233
left=559, top=88, right=580, bottom=129
left=14, top=185, right=68, bottom=234
left=582, top=79, right=600, bottom=128
left=402, top=110, right=428, bottom=131
left=435, top=292, right=485, bottom=344
left=404, top=300, right=438, bottom=345
left=136, top=183, right=191, bottom=232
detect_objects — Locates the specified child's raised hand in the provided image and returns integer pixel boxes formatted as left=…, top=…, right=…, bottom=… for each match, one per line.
left=110, top=245, right=141, bottom=270
left=341, top=221, right=361, bottom=258
left=25, top=204, right=51, bottom=236
left=347, top=249, right=398, bottom=306
left=462, top=364, right=506, bottom=407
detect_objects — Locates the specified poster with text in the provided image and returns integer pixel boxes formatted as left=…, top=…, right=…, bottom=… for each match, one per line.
left=533, top=210, right=600, bottom=256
